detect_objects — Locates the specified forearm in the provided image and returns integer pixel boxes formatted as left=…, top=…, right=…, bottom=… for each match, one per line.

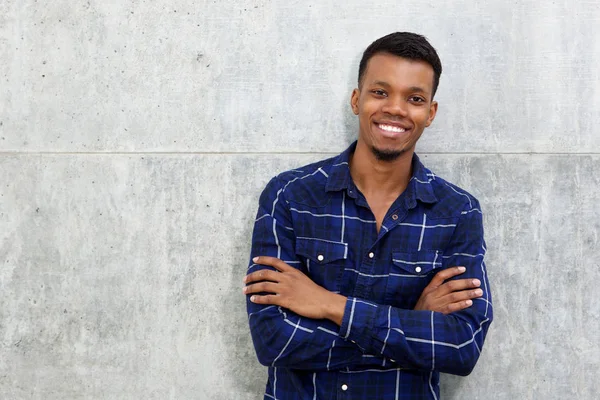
left=338, top=292, right=492, bottom=375
left=248, top=296, right=397, bottom=370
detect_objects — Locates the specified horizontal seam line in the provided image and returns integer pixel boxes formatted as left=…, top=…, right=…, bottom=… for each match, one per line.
left=0, top=151, right=599, bottom=155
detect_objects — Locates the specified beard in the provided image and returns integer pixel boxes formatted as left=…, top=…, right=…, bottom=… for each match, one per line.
left=370, top=145, right=404, bottom=162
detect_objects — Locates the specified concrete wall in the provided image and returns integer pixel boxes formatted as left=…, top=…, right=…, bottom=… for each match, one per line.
left=1, top=1, right=598, bottom=399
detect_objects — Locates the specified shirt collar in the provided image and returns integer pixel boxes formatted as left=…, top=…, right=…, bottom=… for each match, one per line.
left=325, top=142, right=356, bottom=193
left=325, top=141, right=438, bottom=206
left=406, top=153, right=438, bottom=207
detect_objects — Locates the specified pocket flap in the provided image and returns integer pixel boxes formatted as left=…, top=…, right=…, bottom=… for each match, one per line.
left=296, top=237, right=348, bottom=264
left=391, top=250, right=441, bottom=276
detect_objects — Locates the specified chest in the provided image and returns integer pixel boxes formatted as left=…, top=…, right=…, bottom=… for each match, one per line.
left=289, top=196, right=458, bottom=307
left=363, top=194, right=397, bottom=233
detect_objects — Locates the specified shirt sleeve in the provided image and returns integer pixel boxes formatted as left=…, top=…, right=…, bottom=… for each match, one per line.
left=338, top=200, right=493, bottom=376
left=246, top=176, right=395, bottom=371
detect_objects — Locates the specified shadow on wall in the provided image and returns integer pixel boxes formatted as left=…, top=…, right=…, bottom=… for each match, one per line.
left=441, top=373, right=468, bottom=399
left=342, top=52, right=362, bottom=145
left=219, top=209, right=267, bottom=398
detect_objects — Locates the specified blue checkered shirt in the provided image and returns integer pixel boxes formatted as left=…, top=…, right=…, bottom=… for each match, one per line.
left=247, top=142, right=493, bottom=399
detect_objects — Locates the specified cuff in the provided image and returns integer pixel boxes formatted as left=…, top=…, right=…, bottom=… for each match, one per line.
left=339, top=297, right=380, bottom=350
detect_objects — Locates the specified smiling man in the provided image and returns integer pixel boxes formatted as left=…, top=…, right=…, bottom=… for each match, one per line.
left=244, top=32, right=493, bottom=399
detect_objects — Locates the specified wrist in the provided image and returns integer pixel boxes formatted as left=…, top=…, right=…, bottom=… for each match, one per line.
left=323, top=293, right=347, bottom=326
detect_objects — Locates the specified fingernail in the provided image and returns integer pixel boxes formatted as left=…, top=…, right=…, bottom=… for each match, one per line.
left=242, top=287, right=247, bottom=293
left=253, top=257, right=259, bottom=263
left=458, top=266, right=466, bottom=272
left=250, top=296, right=256, bottom=302
left=474, top=289, right=483, bottom=296
left=466, top=300, right=473, bottom=306
left=472, top=279, right=481, bottom=286
left=243, top=276, right=247, bottom=283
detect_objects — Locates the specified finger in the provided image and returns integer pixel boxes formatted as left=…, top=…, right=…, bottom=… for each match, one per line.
left=437, top=278, right=481, bottom=295
left=244, top=281, right=279, bottom=295
left=253, top=256, right=293, bottom=272
left=249, top=294, right=280, bottom=305
left=244, top=269, right=280, bottom=284
left=436, top=266, right=467, bottom=281
left=439, top=299, right=474, bottom=315
left=443, top=288, right=484, bottom=304
left=423, top=266, right=466, bottom=293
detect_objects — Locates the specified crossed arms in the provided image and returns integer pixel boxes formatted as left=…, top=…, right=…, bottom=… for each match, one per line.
left=244, top=177, right=493, bottom=375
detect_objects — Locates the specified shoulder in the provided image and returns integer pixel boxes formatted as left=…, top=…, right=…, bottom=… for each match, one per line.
left=275, top=155, right=337, bottom=187
left=262, top=155, right=339, bottom=207
left=424, top=168, right=482, bottom=218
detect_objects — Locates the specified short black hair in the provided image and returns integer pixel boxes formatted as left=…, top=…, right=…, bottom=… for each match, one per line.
left=358, top=32, right=442, bottom=97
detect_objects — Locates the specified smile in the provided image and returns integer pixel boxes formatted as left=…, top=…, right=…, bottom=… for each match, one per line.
left=378, top=124, right=406, bottom=133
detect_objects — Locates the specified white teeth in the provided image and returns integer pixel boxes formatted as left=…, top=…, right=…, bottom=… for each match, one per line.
left=378, top=124, right=406, bottom=133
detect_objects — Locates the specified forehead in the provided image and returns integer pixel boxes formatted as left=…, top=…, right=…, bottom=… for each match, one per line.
left=362, top=53, right=435, bottom=94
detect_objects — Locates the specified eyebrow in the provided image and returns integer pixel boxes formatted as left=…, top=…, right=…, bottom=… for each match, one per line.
left=407, top=86, right=427, bottom=94
left=370, top=80, right=392, bottom=89
left=369, top=81, right=429, bottom=94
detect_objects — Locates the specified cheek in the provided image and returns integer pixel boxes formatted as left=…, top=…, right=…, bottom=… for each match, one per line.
left=359, top=114, right=373, bottom=130
left=416, top=111, right=432, bottom=126
left=356, top=108, right=367, bottom=122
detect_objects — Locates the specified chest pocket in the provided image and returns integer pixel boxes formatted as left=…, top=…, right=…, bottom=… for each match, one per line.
left=295, top=238, right=347, bottom=292
left=385, top=250, right=441, bottom=308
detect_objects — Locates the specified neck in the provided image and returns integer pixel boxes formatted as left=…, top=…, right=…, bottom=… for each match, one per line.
left=349, top=139, right=414, bottom=198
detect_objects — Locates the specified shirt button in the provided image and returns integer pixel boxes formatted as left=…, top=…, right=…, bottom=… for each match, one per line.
left=317, top=254, right=324, bottom=262
left=341, top=384, right=348, bottom=391
left=368, top=252, right=374, bottom=259
left=415, top=266, right=422, bottom=273
left=392, top=214, right=398, bottom=220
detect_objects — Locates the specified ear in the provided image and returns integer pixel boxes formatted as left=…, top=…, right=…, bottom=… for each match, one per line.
left=425, top=100, right=438, bottom=127
left=350, top=88, right=360, bottom=115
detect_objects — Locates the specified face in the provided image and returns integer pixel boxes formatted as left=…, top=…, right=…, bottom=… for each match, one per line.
left=351, top=53, right=438, bottom=161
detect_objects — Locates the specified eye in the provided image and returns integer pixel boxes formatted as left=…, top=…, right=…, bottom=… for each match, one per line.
left=409, top=96, right=426, bottom=103
left=371, top=89, right=387, bottom=97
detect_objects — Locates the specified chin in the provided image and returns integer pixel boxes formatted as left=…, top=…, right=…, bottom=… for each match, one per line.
left=370, top=145, right=406, bottom=162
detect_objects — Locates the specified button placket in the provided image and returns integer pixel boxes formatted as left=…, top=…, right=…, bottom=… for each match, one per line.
left=354, top=246, right=378, bottom=298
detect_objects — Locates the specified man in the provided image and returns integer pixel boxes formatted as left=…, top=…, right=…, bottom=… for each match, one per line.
left=244, top=32, right=492, bottom=399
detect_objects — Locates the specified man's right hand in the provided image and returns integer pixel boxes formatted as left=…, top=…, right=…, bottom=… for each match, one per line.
left=414, top=266, right=483, bottom=314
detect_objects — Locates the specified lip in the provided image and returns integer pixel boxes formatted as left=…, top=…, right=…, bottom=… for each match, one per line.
left=373, top=121, right=412, bottom=139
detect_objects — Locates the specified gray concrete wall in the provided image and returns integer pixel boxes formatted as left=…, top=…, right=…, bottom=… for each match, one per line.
left=1, top=1, right=598, bottom=399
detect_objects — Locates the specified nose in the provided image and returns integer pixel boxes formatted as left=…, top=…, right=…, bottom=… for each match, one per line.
left=381, top=95, right=408, bottom=117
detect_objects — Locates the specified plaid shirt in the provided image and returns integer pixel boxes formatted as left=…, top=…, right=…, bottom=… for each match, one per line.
left=247, top=142, right=493, bottom=399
